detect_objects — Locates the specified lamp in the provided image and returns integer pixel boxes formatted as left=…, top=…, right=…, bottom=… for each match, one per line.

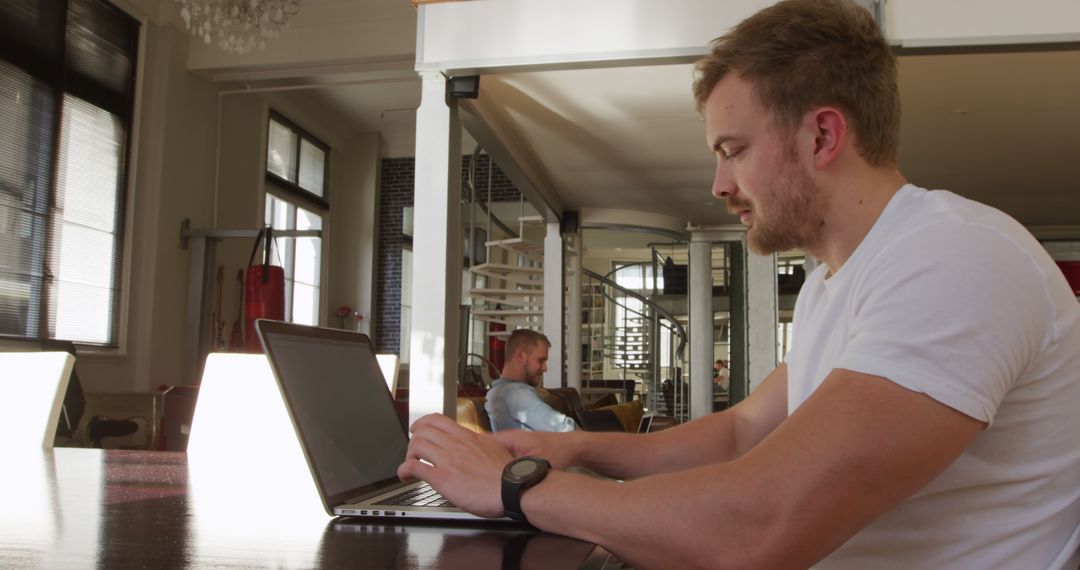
left=175, top=0, right=301, bottom=55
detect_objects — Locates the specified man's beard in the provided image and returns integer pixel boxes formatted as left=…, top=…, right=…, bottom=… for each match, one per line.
left=733, top=160, right=827, bottom=255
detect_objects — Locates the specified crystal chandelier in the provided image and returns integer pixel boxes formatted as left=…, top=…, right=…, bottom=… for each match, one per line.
left=176, top=0, right=301, bottom=55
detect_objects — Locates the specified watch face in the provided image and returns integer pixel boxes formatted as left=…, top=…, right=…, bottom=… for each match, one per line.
left=509, top=459, right=539, bottom=478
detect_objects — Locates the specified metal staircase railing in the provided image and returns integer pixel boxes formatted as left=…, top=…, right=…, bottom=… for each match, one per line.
left=581, top=267, right=690, bottom=421
left=464, top=148, right=544, bottom=335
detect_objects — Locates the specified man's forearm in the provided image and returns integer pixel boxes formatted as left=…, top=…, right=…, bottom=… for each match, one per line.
left=520, top=463, right=778, bottom=569
left=569, top=412, right=743, bottom=480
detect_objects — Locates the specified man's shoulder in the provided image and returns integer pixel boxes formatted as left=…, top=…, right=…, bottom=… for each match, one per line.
left=885, top=186, right=1029, bottom=243
left=487, top=379, right=532, bottom=397
left=862, top=186, right=1040, bottom=274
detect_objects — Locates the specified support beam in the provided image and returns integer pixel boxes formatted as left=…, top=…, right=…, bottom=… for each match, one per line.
left=542, top=222, right=564, bottom=389
left=688, top=240, right=714, bottom=420
left=418, top=0, right=1080, bottom=76
left=458, top=97, right=563, bottom=223
left=746, top=251, right=778, bottom=393
left=728, top=243, right=747, bottom=405
left=416, top=0, right=763, bottom=74
left=565, top=233, right=582, bottom=392
left=409, top=72, right=463, bottom=425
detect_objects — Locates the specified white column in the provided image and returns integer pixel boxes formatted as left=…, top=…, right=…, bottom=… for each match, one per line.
left=746, top=252, right=778, bottom=393
left=564, top=232, right=582, bottom=392
left=542, top=221, right=564, bottom=389
left=409, top=72, right=462, bottom=425
left=689, top=239, right=714, bottom=420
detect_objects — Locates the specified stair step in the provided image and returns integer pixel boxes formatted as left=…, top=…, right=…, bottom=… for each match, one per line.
left=470, top=288, right=545, bottom=298
left=484, top=237, right=543, bottom=250
left=470, top=263, right=544, bottom=274
left=474, top=315, right=545, bottom=326
left=470, top=301, right=544, bottom=310
left=470, top=264, right=545, bottom=287
left=472, top=309, right=544, bottom=317
left=471, top=274, right=543, bottom=288
left=486, top=240, right=544, bottom=263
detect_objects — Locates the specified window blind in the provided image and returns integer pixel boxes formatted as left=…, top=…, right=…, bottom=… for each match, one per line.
left=0, top=0, right=138, bottom=346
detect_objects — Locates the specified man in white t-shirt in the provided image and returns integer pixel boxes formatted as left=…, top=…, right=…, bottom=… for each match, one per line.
left=397, top=1, right=1080, bottom=567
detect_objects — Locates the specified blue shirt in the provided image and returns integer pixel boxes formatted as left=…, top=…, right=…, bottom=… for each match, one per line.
left=484, top=379, right=578, bottom=432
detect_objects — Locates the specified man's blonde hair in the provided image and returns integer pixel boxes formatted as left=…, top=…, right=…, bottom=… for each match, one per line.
left=692, top=0, right=900, bottom=167
left=505, top=329, right=550, bottom=361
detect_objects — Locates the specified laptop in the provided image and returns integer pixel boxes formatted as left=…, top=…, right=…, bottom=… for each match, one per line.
left=256, top=319, right=511, bottom=522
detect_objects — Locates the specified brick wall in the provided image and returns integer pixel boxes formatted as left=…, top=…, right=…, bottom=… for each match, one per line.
left=375, top=155, right=521, bottom=354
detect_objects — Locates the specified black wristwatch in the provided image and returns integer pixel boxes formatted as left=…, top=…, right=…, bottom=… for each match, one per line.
left=501, top=456, right=550, bottom=523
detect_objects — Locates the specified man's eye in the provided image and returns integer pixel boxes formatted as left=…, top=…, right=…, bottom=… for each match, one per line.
left=722, top=147, right=743, bottom=161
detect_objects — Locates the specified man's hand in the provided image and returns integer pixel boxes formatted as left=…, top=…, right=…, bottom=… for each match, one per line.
left=493, top=430, right=581, bottom=469
left=397, top=414, right=512, bottom=518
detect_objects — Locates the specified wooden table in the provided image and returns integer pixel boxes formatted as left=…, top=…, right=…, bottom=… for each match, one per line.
left=1, top=448, right=610, bottom=569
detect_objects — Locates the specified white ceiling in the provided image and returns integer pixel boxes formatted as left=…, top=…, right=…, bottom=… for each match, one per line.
left=304, top=37, right=1080, bottom=229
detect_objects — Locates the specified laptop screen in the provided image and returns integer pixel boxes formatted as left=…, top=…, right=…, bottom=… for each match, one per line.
left=260, top=324, right=410, bottom=505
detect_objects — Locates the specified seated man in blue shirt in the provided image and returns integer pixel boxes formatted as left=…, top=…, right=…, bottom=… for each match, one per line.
left=485, top=330, right=578, bottom=432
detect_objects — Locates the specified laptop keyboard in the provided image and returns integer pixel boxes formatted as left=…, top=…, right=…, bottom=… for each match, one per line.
left=376, top=482, right=455, bottom=508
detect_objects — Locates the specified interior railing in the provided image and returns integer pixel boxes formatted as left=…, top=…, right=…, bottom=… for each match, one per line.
left=581, top=267, right=689, bottom=421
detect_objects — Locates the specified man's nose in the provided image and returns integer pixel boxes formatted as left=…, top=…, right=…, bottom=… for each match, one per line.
left=712, top=159, right=737, bottom=199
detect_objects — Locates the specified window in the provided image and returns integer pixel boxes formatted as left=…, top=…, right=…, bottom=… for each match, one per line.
left=264, top=112, right=328, bottom=327
left=264, top=193, right=322, bottom=326
left=777, top=254, right=804, bottom=361
left=0, top=0, right=139, bottom=346
left=266, top=112, right=328, bottom=204
left=611, top=262, right=655, bottom=369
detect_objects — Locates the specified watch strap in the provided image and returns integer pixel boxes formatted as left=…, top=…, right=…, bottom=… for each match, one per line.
left=501, top=457, right=550, bottom=523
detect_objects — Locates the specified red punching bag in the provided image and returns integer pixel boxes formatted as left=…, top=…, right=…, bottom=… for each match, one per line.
left=243, top=226, right=285, bottom=352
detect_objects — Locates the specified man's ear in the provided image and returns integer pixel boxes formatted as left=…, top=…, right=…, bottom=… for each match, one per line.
left=807, top=106, right=847, bottom=169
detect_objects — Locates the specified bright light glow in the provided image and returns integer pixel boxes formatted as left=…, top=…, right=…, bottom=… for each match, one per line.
left=0, top=352, right=73, bottom=449
left=189, top=354, right=324, bottom=564
left=0, top=449, right=57, bottom=555
left=267, top=120, right=297, bottom=181
left=264, top=195, right=322, bottom=326
left=0, top=448, right=105, bottom=567
left=408, top=333, right=446, bottom=427
left=399, top=249, right=413, bottom=364
left=376, top=354, right=400, bottom=394
left=46, top=449, right=104, bottom=567
left=53, top=96, right=122, bottom=344
left=298, top=140, right=325, bottom=196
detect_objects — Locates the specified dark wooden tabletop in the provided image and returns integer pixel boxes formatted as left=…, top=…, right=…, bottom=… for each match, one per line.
left=1, top=448, right=609, bottom=569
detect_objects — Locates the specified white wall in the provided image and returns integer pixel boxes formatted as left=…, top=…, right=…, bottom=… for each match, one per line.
left=418, top=0, right=1080, bottom=74
left=73, top=20, right=383, bottom=394
left=185, top=0, right=418, bottom=79
left=417, top=0, right=771, bottom=71
left=333, top=132, right=381, bottom=334
left=889, top=0, right=1080, bottom=47
left=77, top=22, right=219, bottom=393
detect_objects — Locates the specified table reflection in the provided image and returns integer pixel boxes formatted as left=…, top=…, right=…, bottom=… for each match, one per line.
left=325, top=520, right=597, bottom=570
left=1, top=449, right=602, bottom=569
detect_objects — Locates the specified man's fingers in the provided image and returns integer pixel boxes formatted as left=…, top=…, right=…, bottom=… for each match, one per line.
left=405, top=437, right=448, bottom=469
left=397, top=457, right=438, bottom=483
left=409, top=413, right=465, bottom=436
left=410, top=420, right=488, bottom=466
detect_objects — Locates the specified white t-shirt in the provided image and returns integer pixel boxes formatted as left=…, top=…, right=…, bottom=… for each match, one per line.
left=786, top=184, right=1080, bottom=569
